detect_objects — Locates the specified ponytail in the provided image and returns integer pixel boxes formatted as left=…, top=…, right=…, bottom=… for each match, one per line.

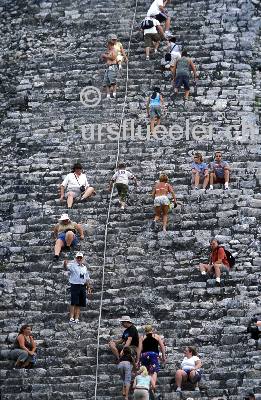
left=151, top=87, right=160, bottom=100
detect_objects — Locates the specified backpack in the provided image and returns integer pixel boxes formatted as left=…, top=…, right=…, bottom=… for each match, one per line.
left=140, top=18, right=154, bottom=30
left=220, top=247, right=236, bottom=269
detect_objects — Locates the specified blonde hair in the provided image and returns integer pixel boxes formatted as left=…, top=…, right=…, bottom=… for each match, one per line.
left=144, top=325, right=153, bottom=334
left=138, top=366, right=149, bottom=376
left=159, top=174, right=168, bottom=183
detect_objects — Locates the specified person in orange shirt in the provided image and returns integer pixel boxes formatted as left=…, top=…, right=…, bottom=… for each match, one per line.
left=199, top=239, right=230, bottom=285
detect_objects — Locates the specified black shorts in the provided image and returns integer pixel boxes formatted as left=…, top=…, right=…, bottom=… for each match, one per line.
left=70, top=284, right=86, bottom=307
left=154, top=12, right=167, bottom=23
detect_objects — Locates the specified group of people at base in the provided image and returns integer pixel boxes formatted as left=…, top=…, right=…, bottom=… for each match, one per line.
left=109, top=316, right=202, bottom=399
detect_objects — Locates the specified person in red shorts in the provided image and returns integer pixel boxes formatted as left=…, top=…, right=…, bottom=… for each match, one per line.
left=199, top=238, right=230, bottom=285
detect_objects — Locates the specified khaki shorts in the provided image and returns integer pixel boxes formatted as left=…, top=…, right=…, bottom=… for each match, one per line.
left=144, top=33, right=161, bottom=48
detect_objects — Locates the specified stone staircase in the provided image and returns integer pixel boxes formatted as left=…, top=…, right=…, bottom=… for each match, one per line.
left=0, top=0, right=260, bottom=399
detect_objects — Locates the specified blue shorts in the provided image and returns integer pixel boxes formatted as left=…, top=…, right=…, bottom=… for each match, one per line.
left=70, top=284, right=86, bottom=307
left=58, top=232, right=78, bottom=246
left=175, top=73, right=190, bottom=91
left=140, top=351, right=160, bottom=374
left=183, top=368, right=202, bottom=383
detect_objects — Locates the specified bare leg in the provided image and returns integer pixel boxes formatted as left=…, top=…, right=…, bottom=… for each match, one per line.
left=165, top=17, right=171, bottom=31
left=199, top=263, right=211, bottom=274
left=69, top=305, right=75, bottom=319
left=65, top=231, right=75, bottom=247
left=125, top=384, right=130, bottom=399
left=203, top=174, right=209, bottom=189
left=145, top=47, right=150, bottom=58
left=184, top=89, right=190, bottom=99
left=108, top=340, right=120, bottom=360
left=175, top=369, right=187, bottom=388
left=67, top=193, right=74, bottom=209
left=154, top=206, right=161, bottom=222
left=151, top=372, right=157, bottom=390
left=74, top=306, right=80, bottom=320
left=54, top=239, right=64, bottom=256
left=209, top=172, right=215, bottom=186
left=194, top=172, right=200, bottom=188
left=162, top=205, right=169, bottom=231
left=150, top=118, right=155, bottom=134
left=213, top=263, right=221, bottom=278
left=81, top=186, right=95, bottom=200
left=224, top=169, right=230, bottom=183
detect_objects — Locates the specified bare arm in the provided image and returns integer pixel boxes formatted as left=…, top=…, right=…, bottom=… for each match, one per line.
left=189, top=59, right=197, bottom=79
left=172, top=61, right=177, bottom=78
left=17, top=335, right=35, bottom=355
left=109, top=179, right=115, bottom=192
left=76, top=223, right=84, bottom=240
left=147, top=97, right=150, bottom=115
left=53, top=225, right=58, bottom=239
left=60, top=185, right=65, bottom=200
left=152, top=186, right=156, bottom=198
left=156, top=335, right=166, bottom=360
left=195, top=359, right=202, bottom=369
left=157, top=24, right=164, bottom=38
left=136, top=335, right=143, bottom=362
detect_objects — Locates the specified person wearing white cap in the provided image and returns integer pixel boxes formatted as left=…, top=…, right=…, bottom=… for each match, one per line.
left=64, top=252, right=92, bottom=324
left=109, top=316, right=140, bottom=362
left=108, top=34, right=128, bottom=70
left=53, top=214, right=84, bottom=261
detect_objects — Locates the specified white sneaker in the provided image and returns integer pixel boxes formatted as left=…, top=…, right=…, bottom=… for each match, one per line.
left=69, top=318, right=75, bottom=324
left=201, top=271, right=206, bottom=276
left=106, top=94, right=110, bottom=100
left=194, top=186, right=199, bottom=190
left=224, top=183, right=229, bottom=190
left=154, top=48, right=158, bottom=54
left=216, top=277, right=221, bottom=284
left=112, top=92, right=116, bottom=98
left=74, top=319, right=79, bottom=324
left=209, top=185, right=213, bottom=190
left=176, top=387, right=182, bottom=392
left=164, top=30, right=172, bottom=38
left=118, top=64, right=122, bottom=70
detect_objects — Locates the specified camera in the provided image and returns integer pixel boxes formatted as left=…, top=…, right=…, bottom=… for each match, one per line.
left=80, top=185, right=86, bottom=193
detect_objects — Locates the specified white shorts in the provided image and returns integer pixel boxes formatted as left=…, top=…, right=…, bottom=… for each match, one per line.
left=154, top=195, right=170, bottom=207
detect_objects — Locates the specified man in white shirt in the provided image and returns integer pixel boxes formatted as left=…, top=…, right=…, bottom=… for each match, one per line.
left=64, top=252, right=92, bottom=324
left=142, top=17, right=164, bottom=60
left=147, top=0, right=171, bottom=37
left=109, top=163, right=137, bottom=210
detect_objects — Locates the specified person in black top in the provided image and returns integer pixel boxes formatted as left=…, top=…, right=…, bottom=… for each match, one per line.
left=109, top=316, right=139, bottom=362
left=137, top=325, right=166, bottom=390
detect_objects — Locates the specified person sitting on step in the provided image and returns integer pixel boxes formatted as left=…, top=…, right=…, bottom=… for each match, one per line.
left=133, top=366, right=152, bottom=400
left=172, top=50, right=197, bottom=102
left=191, top=152, right=209, bottom=190
left=102, top=38, right=118, bottom=99
left=175, top=346, right=202, bottom=393
left=107, top=34, right=128, bottom=70
left=109, top=163, right=137, bottom=210
left=60, top=163, right=95, bottom=209
left=152, top=173, right=177, bottom=232
left=147, top=0, right=172, bottom=38
left=9, top=325, right=37, bottom=368
left=64, top=252, right=92, bottom=324
left=209, top=151, right=231, bottom=190
left=137, top=325, right=166, bottom=391
left=118, top=346, right=136, bottom=400
left=147, top=87, right=165, bottom=134
left=53, top=214, right=84, bottom=261
left=199, top=238, right=230, bottom=285
left=109, top=316, right=140, bottom=362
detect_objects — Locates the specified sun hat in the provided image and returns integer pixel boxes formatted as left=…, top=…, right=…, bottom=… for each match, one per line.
left=59, top=213, right=70, bottom=221
left=75, top=252, right=84, bottom=258
left=119, top=316, right=133, bottom=323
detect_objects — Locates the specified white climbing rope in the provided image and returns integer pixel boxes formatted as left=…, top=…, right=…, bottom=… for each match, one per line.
left=94, top=1, right=138, bottom=398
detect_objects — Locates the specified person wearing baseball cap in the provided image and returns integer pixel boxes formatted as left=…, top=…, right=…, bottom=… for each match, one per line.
left=53, top=214, right=84, bottom=261
left=109, top=316, right=139, bottom=362
left=64, top=253, right=92, bottom=324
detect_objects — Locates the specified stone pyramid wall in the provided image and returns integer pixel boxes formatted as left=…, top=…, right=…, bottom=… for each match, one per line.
left=0, top=0, right=260, bottom=399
